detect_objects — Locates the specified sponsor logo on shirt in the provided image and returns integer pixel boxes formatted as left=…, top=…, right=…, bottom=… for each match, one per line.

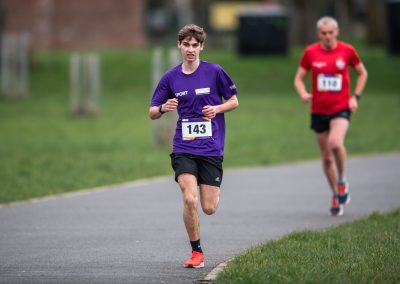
left=175, top=90, right=188, bottom=97
left=312, top=61, right=327, bottom=68
left=230, top=84, right=236, bottom=90
left=195, top=88, right=210, bottom=95
left=336, top=59, right=346, bottom=70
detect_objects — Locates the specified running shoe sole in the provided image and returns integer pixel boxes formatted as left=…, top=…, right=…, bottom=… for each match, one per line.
left=330, top=209, right=344, bottom=217
left=184, top=262, right=205, bottom=268
left=343, top=194, right=351, bottom=205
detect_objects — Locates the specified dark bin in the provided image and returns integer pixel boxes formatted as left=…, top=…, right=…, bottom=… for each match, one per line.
left=238, top=6, right=288, bottom=55
left=386, top=0, right=400, bottom=55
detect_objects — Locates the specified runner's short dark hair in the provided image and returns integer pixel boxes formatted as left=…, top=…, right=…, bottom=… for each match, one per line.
left=178, top=24, right=206, bottom=44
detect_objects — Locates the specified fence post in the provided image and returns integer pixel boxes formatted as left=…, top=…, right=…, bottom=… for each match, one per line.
left=86, top=53, right=101, bottom=114
left=151, top=47, right=181, bottom=147
left=70, top=53, right=101, bottom=116
left=1, top=33, right=29, bottom=98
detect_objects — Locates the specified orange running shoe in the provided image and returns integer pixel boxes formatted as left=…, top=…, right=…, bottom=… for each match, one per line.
left=338, top=181, right=351, bottom=205
left=184, top=251, right=204, bottom=268
left=330, top=195, right=343, bottom=216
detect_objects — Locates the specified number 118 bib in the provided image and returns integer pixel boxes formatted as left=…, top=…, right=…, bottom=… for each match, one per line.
left=317, top=74, right=342, bottom=92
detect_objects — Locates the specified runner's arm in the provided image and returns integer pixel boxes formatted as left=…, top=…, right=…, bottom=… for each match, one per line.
left=353, top=62, right=368, bottom=98
left=149, top=98, right=178, bottom=120
left=348, top=62, right=368, bottom=112
left=294, top=67, right=312, bottom=103
left=202, top=95, right=239, bottom=119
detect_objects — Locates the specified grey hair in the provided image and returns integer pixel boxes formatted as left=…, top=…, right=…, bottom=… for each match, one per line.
left=316, top=16, right=339, bottom=29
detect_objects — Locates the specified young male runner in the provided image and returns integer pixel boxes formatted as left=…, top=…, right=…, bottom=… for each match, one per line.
left=149, top=24, right=239, bottom=267
left=294, top=16, right=368, bottom=216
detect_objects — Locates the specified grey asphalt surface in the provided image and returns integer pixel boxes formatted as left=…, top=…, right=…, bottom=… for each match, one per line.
left=1, top=153, right=399, bottom=284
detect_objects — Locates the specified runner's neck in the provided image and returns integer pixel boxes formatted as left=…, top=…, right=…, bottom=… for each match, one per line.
left=182, top=60, right=200, bottom=74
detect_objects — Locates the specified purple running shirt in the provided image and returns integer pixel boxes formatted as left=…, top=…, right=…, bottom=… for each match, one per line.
left=151, top=60, right=237, bottom=156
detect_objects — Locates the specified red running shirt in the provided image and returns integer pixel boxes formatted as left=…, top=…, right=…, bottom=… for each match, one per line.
left=299, top=41, right=361, bottom=114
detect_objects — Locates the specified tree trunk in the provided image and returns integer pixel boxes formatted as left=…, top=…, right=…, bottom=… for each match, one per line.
left=366, top=0, right=385, bottom=44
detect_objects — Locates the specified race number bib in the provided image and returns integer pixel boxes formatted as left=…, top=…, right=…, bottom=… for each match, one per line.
left=317, top=74, right=342, bottom=92
left=182, top=118, right=212, bottom=140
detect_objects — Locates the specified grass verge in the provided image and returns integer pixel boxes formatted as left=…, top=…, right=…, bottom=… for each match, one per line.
left=213, top=209, right=400, bottom=284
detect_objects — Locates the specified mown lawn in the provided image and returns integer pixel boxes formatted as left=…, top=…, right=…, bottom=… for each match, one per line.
left=0, top=46, right=399, bottom=203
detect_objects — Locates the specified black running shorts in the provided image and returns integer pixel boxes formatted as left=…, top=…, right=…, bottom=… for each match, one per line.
left=311, top=109, right=351, bottom=133
left=170, top=153, right=223, bottom=187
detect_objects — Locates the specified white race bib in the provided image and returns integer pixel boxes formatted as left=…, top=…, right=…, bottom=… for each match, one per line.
left=317, top=74, right=342, bottom=92
left=182, top=119, right=212, bottom=140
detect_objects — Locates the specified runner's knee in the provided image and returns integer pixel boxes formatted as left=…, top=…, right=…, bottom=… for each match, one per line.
left=329, top=139, right=344, bottom=152
left=183, top=194, right=198, bottom=210
left=202, top=205, right=217, bottom=215
left=322, top=155, right=334, bottom=167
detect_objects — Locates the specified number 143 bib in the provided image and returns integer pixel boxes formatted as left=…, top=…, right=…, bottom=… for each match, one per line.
left=182, top=118, right=212, bottom=140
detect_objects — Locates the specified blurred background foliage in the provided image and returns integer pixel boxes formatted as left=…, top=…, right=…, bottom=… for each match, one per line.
left=0, top=0, right=399, bottom=203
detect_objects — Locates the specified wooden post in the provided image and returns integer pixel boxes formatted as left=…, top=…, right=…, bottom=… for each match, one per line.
left=70, top=53, right=101, bottom=116
left=1, top=33, right=29, bottom=98
left=151, top=47, right=180, bottom=148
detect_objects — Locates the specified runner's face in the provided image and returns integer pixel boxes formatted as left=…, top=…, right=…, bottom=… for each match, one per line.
left=178, top=37, right=203, bottom=63
left=317, top=23, right=339, bottom=50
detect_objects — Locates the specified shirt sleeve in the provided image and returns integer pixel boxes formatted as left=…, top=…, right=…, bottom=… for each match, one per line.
left=348, top=46, right=361, bottom=67
left=150, top=73, right=173, bottom=107
left=216, top=66, right=237, bottom=100
left=299, top=49, right=311, bottom=70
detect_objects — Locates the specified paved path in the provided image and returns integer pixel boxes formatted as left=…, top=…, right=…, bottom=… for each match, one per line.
left=1, top=154, right=399, bottom=284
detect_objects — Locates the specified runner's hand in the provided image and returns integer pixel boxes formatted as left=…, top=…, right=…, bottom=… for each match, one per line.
left=349, top=96, right=358, bottom=113
left=300, top=93, right=312, bottom=103
left=202, top=105, right=218, bottom=119
left=163, top=98, right=178, bottom=112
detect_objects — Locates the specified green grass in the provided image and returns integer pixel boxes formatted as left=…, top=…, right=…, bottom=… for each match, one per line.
left=0, top=46, right=399, bottom=203
left=213, top=209, right=400, bottom=284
